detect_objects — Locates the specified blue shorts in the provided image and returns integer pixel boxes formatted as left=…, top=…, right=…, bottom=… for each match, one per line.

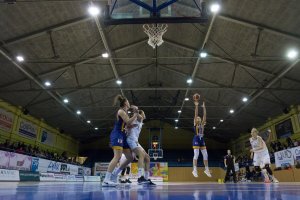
left=110, top=130, right=130, bottom=150
left=192, top=135, right=206, bottom=149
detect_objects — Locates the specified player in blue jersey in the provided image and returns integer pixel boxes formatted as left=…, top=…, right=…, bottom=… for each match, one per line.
left=192, top=94, right=211, bottom=178
left=103, top=95, right=138, bottom=186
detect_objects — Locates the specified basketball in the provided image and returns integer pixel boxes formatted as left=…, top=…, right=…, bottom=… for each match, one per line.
left=193, top=93, right=200, bottom=102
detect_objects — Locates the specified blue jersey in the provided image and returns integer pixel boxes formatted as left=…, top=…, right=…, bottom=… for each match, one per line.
left=110, top=112, right=129, bottom=149
left=192, top=124, right=205, bottom=149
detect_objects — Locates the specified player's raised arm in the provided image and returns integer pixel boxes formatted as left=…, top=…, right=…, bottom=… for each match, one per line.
left=202, top=101, right=206, bottom=125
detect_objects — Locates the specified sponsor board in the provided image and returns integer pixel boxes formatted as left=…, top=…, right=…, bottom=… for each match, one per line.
left=84, top=167, right=91, bottom=176
left=18, top=118, right=38, bottom=139
left=40, top=173, right=55, bottom=181
left=84, top=176, right=101, bottom=182
left=75, top=175, right=84, bottom=182
left=275, top=148, right=295, bottom=168
left=0, top=108, right=14, bottom=132
left=0, top=169, right=20, bottom=181
left=19, top=170, right=40, bottom=181
left=0, top=150, right=10, bottom=168
left=94, top=163, right=109, bottom=180
left=54, top=173, right=67, bottom=181
left=47, top=161, right=61, bottom=173
left=66, top=175, right=76, bottom=181
left=40, top=129, right=55, bottom=146
left=8, top=152, right=32, bottom=171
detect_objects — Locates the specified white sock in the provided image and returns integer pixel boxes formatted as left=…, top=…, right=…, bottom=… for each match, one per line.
left=112, top=167, right=122, bottom=175
left=205, top=166, right=209, bottom=171
left=144, top=171, right=149, bottom=180
left=104, top=172, right=111, bottom=181
left=193, top=166, right=197, bottom=171
left=138, top=168, right=144, bottom=177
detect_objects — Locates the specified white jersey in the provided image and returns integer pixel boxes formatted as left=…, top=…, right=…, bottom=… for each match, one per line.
left=250, top=136, right=268, bottom=153
left=127, top=119, right=143, bottom=142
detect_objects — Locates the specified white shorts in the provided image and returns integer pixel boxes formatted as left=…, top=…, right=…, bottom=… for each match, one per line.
left=253, top=149, right=270, bottom=167
left=126, top=138, right=141, bottom=150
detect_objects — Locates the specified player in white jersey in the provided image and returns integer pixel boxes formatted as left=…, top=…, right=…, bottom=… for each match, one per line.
left=249, top=128, right=278, bottom=183
left=126, top=110, right=155, bottom=185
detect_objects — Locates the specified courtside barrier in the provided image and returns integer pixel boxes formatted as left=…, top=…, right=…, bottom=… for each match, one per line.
left=84, top=176, right=101, bottom=182
left=0, top=169, right=19, bottom=181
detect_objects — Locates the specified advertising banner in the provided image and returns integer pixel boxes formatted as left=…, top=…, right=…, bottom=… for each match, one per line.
left=84, top=167, right=91, bottom=176
left=54, top=173, right=67, bottom=181
left=47, top=161, right=61, bottom=173
left=149, top=162, right=168, bottom=182
left=275, top=149, right=294, bottom=168
left=0, top=150, right=10, bottom=168
left=40, top=129, right=56, bottom=146
left=94, top=163, right=109, bottom=180
left=84, top=176, right=101, bottom=182
left=8, top=152, right=32, bottom=171
left=68, top=164, right=78, bottom=175
left=60, top=163, right=70, bottom=174
left=75, top=175, right=84, bottom=182
left=40, top=173, right=55, bottom=181
left=19, top=170, right=40, bottom=181
left=18, top=118, right=38, bottom=139
left=0, top=169, right=19, bottom=181
left=292, top=146, right=300, bottom=166
left=0, top=108, right=14, bottom=132
left=66, top=175, right=76, bottom=181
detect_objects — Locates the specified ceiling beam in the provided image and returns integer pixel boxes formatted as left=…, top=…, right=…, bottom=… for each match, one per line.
left=27, top=64, right=153, bottom=107
left=164, top=39, right=300, bottom=84
left=218, top=14, right=300, bottom=42
left=1, top=86, right=299, bottom=93
left=1, top=16, right=92, bottom=47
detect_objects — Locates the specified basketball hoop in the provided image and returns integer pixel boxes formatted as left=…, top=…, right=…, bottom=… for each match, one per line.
left=143, top=24, right=168, bottom=49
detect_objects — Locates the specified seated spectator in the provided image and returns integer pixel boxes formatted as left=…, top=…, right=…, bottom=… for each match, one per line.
left=286, top=137, right=294, bottom=148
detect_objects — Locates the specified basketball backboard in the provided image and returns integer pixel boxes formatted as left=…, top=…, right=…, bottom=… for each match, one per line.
left=104, top=0, right=208, bottom=25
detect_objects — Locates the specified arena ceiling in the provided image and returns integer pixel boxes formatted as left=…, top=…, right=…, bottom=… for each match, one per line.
left=0, top=0, right=300, bottom=143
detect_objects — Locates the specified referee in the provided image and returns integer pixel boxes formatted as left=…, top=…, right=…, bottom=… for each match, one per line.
left=224, top=149, right=237, bottom=183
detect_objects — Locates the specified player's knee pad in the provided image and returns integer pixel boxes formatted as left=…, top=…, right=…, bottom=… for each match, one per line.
left=254, top=166, right=261, bottom=172
left=193, top=149, right=199, bottom=160
left=201, top=149, right=208, bottom=160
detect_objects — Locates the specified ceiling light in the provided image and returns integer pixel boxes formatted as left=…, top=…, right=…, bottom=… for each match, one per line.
left=102, top=52, right=109, bottom=58
left=178, top=110, right=182, bottom=113
left=200, top=51, right=207, bottom=58
left=94, top=127, right=98, bottom=130
left=175, top=126, right=178, bottom=129
left=187, top=78, right=193, bottom=84
left=220, top=119, right=224, bottom=122
left=44, top=81, right=51, bottom=87
left=16, top=55, right=24, bottom=62
left=76, top=110, right=81, bottom=115
left=229, top=109, right=235, bottom=114
left=287, top=49, right=298, bottom=60
left=175, top=119, right=179, bottom=122
left=242, top=97, right=248, bottom=102
left=88, top=6, right=100, bottom=17
left=185, top=97, right=189, bottom=101
left=63, top=98, right=69, bottom=103
left=213, top=127, right=216, bottom=130
left=116, top=79, right=122, bottom=85
left=210, top=3, right=220, bottom=13
left=87, top=120, right=91, bottom=124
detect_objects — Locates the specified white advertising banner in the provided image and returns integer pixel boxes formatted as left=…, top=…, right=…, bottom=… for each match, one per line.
left=275, top=148, right=295, bottom=168
left=84, top=176, right=101, bottom=182
left=0, top=169, right=20, bottom=181
left=18, top=118, right=38, bottom=139
left=0, top=108, right=14, bottom=132
left=8, top=152, right=32, bottom=171
left=0, top=150, right=10, bottom=168
left=40, top=129, right=56, bottom=146
left=68, top=164, right=79, bottom=175
left=94, top=163, right=109, bottom=177
left=54, top=173, right=67, bottom=181
left=40, top=173, right=55, bottom=181
left=66, top=175, right=76, bottom=181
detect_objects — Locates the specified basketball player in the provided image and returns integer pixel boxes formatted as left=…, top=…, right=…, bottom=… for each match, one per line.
left=249, top=128, right=279, bottom=183
left=112, top=110, right=155, bottom=185
left=103, top=95, right=138, bottom=186
left=192, top=94, right=211, bottom=178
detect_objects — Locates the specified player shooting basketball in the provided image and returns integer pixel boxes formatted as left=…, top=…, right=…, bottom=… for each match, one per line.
left=192, top=93, right=212, bottom=178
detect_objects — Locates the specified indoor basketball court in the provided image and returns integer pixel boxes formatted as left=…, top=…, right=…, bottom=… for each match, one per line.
left=0, top=0, right=300, bottom=200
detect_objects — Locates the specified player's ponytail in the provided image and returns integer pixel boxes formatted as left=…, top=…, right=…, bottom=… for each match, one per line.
left=113, top=95, right=127, bottom=107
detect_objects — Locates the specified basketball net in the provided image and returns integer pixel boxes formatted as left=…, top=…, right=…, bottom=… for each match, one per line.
left=143, top=24, right=168, bottom=49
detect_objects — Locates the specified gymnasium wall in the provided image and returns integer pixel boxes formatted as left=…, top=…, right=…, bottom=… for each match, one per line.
left=230, top=105, right=300, bottom=156
left=80, top=120, right=228, bottom=151
left=0, top=99, right=79, bottom=156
